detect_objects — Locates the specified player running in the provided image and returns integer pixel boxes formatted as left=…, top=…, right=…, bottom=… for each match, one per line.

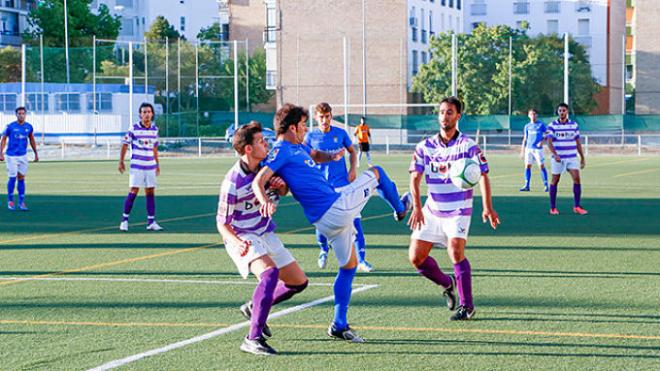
left=408, top=97, right=500, bottom=321
left=118, top=103, right=163, bottom=231
left=217, top=121, right=308, bottom=356
left=520, top=108, right=549, bottom=192
left=304, top=103, right=374, bottom=272
left=547, top=102, right=588, bottom=215
left=253, top=103, right=410, bottom=343
left=0, top=106, right=38, bottom=211
left=354, top=116, right=372, bottom=167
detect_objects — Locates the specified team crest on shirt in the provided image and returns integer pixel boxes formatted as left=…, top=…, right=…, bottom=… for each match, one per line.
left=267, top=148, right=279, bottom=162
left=430, top=161, right=449, bottom=174
left=304, top=159, right=316, bottom=167
left=333, top=136, right=338, bottom=143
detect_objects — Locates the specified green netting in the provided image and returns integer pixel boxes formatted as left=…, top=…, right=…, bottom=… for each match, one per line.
left=624, top=115, right=660, bottom=131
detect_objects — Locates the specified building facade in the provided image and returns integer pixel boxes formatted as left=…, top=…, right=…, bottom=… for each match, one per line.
left=92, top=0, right=221, bottom=42
left=631, top=0, right=660, bottom=114
left=0, top=0, right=36, bottom=46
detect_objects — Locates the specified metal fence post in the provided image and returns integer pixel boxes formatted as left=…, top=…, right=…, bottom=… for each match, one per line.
left=386, top=135, right=390, bottom=155
left=198, top=137, right=202, bottom=157
left=638, top=135, right=642, bottom=156
left=584, top=135, right=589, bottom=156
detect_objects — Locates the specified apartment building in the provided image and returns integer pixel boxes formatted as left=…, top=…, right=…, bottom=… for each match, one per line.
left=0, top=0, right=36, bottom=46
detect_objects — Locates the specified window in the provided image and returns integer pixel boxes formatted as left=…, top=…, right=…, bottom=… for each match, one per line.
left=544, top=1, right=560, bottom=13
left=547, top=19, right=559, bottom=34
left=514, top=1, right=530, bottom=14
left=116, top=0, right=133, bottom=9
left=441, top=14, right=445, bottom=31
left=441, top=0, right=446, bottom=5
left=120, top=17, right=134, bottom=36
left=449, top=0, right=454, bottom=8
left=457, top=0, right=461, bottom=10
left=264, top=2, right=277, bottom=42
left=87, top=93, right=112, bottom=112
left=578, top=18, right=589, bottom=35
left=180, top=17, right=185, bottom=32
left=429, top=10, right=433, bottom=33
left=421, top=51, right=427, bottom=65
left=26, top=93, right=48, bottom=112
left=412, top=50, right=419, bottom=75
left=576, top=0, right=591, bottom=12
left=266, top=70, right=277, bottom=90
left=471, top=0, right=486, bottom=16
left=54, top=93, right=80, bottom=112
left=0, top=93, right=16, bottom=112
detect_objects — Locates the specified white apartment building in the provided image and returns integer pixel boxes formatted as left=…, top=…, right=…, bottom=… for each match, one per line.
left=0, top=0, right=35, bottom=46
left=408, top=0, right=464, bottom=86
left=464, top=0, right=608, bottom=84
left=92, top=0, right=220, bottom=41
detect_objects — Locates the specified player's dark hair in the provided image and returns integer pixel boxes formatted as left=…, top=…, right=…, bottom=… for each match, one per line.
left=15, top=106, right=26, bottom=114
left=315, top=102, right=332, bottom=114
left=360, top=116, right=366, bottom=122
left=439, top=96, right=463, bottom=114
left=139, top=102, right=155, bottom=115
left=528, top=108, right=538, bottom=114
left=556, top=102, right=569, bottom=112
left=233, top=121, right=262, bottom=155
left=274, top=103, right=308, bottom=135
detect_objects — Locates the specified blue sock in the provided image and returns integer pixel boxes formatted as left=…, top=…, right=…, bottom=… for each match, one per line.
left=17, top=179, right=25, bottom=203
left=333, top=266, right=357, bottom=330
left=7, top=176, right=16, bottom=202
left=316, top=229, right=329, bottom=253
left=524, top=168, right=531, bottom=187
left=373, top=165, right=404, bottom=213
left=541, top=167, right=548, bottom=186
left=354, top=218, right=366, bottom=262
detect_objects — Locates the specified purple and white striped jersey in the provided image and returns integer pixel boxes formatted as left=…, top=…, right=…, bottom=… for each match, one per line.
left=547, top=119, right=580, bottom=159
left=409, top=132, right=489, bottom=218
left=122, top=122, right=159, bottom=171
left=217, top=161, right=276, bottom=236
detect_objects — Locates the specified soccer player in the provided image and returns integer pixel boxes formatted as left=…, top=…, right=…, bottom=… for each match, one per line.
left=118, top=103, right=163, bottom=231
left=217, top=121, right=308, bottom=356
left=547, top=102, right=588, bottom=215
left=0, top=106, right=38, bottom=211
left=304, top=103, right=374, bottom=272
left=520, top=108, right=549, bottom=192
left=253, top=103, right=410, bottom=342
left=354, top=116, right=372, bottom=167
left=408, top=97, right=500, bottom=321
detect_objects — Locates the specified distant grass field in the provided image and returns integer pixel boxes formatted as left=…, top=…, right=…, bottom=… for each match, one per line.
left=1, top=154, right=659, bottom=370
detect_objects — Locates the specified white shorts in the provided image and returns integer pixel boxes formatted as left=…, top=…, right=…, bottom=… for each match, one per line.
left=334, top=184, right=361, bottom=219
left=524, top=148, right=545, bottom=166
left=551, top=157, right=580, bottom=175
left=411, top=206, right=472, bottom=247
left=225, top=232, right=296, bottom=279
left=129, top=169, right=157, bottom=188
left=6, top=155, right=28, bottom=177
left=314, top=171, right=378, bottom=267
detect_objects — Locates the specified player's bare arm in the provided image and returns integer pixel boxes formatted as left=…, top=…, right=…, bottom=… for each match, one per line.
left=118, top=143, right=129, bottom=173
left=28, top=132, right=38, bottom=162
left=520, top=131, right=527, bottom=158
left=407, top=170, right=425, bottom=230
left=347, top=145, right=357, bottom=182
left=154, top=144, right=160, bottom=176
left=576, top=137, right=586, bottom=169
left=0, top=135, right=6, bottom=161
left=310, top=148, right=345, bottom=163
left=217, top=223, right=251, bottom=257
left=547, top=137, right=560, bottom=162
left=269, top=175, right=289, bottom=196
left=254, top=166, right=276, bottom=217
left=479, top=173, right=500, bottom=229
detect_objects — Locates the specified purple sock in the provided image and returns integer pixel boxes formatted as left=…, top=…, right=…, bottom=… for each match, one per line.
left=416, top=256, right=452, bottom=288
left=573, top=184, right=582, bottom=207
left=272, top=280, right=308, bottom=305
left=146, top=194, right=155, bottom=224
left=248, top=267, right=279, bottom=340
left=549, top=184, right=558, bottom=209
left=454, top=259, right=473, bottom=309
left=122, top=192, right=137, bottom=221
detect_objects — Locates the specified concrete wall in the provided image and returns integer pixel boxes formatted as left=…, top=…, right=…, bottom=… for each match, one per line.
left=633, top=1, right=660, bottom=114
left=607, top=0, right=626, bottom=114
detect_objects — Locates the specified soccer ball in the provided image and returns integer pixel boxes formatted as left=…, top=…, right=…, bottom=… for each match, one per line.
left=449, top=158, right=481, bottom=189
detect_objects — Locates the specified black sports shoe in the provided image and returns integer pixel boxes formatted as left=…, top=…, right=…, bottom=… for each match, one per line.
left=240, top=301, right=272, bottom=338
left=327, top=323, right=365, bottom=343
left=443, top=275, right=457, bottom=311
left=449, top=305, right=476, bottom=321
left=239, top=335, right=277, bottom=356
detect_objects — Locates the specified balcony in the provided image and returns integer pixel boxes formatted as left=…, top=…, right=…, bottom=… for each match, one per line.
left=0, top=0, right=35, bottom=12
left=575, top=0, right=591, bottom=12
left=544, top=1, right=561, bottom=13
left=513, top=2, right=530, bottom=15
left=471, top=3, right=486, bottom=16
left=0, top=32, right=21, bottom=46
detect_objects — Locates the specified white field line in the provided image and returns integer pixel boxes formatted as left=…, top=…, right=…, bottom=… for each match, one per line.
left=0, top=276, right=374, bottom=288
left=87, top=284, right=379, bottom=371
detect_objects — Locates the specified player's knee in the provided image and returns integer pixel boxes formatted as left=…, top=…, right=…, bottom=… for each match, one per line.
left=17, top=174, right=25, bottom=180
left=409, top=253, right=426, bottom=268
left=369, top=165, right=381, bottom=180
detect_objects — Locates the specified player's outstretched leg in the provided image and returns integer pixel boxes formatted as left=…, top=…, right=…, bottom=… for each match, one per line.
left=240, top=267, right=279, bottom=356
left=120, top=190, right=138, bottom=231
left=354, top=218, right=373, bottom=272
left=410, top=240, right=456, bottom=310
left=316, top=228, right=330, bottom=269
left=328, top=248, right=364, bottom=343
left=7, top=176, right=16, bottom=210
left=450, top=258, right=475, bottom=321
left=145, top=189, right=163, bottom=231
left=520, top=166, right=531, bottom=192
left=370, top=165, right=411, bottom=221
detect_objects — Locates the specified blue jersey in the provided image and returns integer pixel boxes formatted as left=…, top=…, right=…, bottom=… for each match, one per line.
left=3, top=121, right=33, bottom=156
left=524, top=121, right=546, bottom=149
left=304, top=126, right=353, bottom=188
left=263, top=140, right=340, bottom=223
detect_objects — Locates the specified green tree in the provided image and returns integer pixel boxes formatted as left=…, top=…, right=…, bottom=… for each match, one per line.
left=413, top=25, right=600, bottom=115
left=145, top=16, right=180, bottom=40
left=197, top=22, right=223, bottom=41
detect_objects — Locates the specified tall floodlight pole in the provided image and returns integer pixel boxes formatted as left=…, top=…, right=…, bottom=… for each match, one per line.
left=343, top=36, right=349, bottom=131
left=234, top=40, right=239, bottom=130
left=362, top=0, right=367, bottom=116
left=20, top=44, right=26, bottom=106
left=451, top=33, right=457, bottom=96
left=564, top=32, right=569, bottom=104
left=129, top=41, right=134, bottom=125
left=64, top=0, right=71, bottom=87
left=245, top=39, right=250, bottom=112
left=165, top=37, right=169, bottom=137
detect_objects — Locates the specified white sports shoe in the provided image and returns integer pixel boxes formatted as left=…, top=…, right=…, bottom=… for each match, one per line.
left=146, top=222, right=164, bottom=231
left=357, top=261, right=374, bottom=272
left=119, top=220, right=128, bottom=232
